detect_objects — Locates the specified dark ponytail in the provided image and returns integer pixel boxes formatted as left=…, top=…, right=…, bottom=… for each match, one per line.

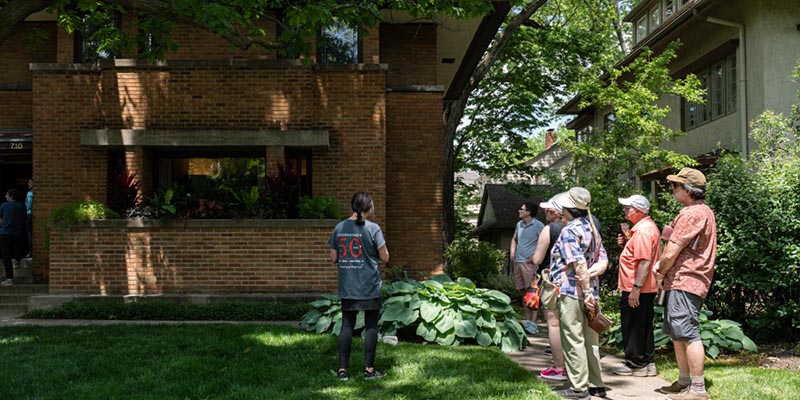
left=351, top=192, right=374, bottom=226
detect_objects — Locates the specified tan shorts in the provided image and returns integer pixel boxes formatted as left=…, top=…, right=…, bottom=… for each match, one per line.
left=514, top=262, right=536, bottom=290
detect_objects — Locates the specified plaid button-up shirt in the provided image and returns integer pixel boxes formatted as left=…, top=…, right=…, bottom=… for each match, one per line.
left=549, top=216, right=607, bottom=299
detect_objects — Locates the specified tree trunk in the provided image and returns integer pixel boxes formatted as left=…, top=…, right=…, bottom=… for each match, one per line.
left=441, top=0, right=549, bottom=246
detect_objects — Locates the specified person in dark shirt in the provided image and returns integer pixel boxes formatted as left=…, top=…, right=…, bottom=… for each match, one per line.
left=328, top=192, right=389, bottom=381
left=0, top=188, right=27, bottom=286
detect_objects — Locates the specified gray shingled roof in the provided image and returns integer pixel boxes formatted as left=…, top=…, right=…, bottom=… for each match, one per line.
left=473, top=184, right=553, bottom=235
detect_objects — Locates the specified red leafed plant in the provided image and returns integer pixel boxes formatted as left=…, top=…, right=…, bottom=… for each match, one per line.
left=108, top=172, right=142, bottom=214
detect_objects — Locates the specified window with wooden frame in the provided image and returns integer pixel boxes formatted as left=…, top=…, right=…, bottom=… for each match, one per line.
left=683, top=53, right=737, bottom=131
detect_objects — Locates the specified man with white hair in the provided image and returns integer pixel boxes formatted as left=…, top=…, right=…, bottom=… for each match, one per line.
left=613, top=194, right=660, bottom=377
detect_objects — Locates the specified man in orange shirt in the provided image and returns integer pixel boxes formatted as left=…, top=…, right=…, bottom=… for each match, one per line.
left=655, top=168, right=717, bottom=400
left=613, top=194, right=660, bottom=377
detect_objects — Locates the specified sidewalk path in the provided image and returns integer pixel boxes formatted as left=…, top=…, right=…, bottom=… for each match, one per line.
left=507, top=324, right=671, bottom=399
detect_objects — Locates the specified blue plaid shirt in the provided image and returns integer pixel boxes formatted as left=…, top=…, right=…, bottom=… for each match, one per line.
left=549, top=216, right=607, bottom=299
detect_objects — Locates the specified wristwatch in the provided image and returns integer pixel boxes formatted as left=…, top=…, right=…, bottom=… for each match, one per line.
left=633, top=284, right=642, bottom=289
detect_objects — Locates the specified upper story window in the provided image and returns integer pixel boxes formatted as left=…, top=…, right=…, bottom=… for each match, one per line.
left=74, top=13, right=121, bottom=63
left=576, top=125, right=593, bottom=143
left=317, top=18, right=361, bottom=64
left=683, top=52, right=737, bottom=131
left=603, top=112, right=616, bottom=131
left=634, top=0, right=691, bottom=43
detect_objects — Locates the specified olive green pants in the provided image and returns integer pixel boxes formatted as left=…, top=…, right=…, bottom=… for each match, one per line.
left=558, top=295, right=604, bottom=392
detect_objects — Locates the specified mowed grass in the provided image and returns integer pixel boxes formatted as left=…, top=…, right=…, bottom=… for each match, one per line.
left=656, top=353, right=800, bottom=400
left=0, top=324, right=558, bottom=400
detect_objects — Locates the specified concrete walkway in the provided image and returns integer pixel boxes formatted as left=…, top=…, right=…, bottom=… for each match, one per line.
left=507, top=324, right=672, bottom=399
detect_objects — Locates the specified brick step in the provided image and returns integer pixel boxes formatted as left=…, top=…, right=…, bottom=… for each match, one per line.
left=0, top=284, right=48, bottom=294
left=0, top=303, right=29, bottom=315
left=0, top=293, right=37, bottom=304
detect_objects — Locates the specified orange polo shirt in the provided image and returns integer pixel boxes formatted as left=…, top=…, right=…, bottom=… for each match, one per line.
left=617, top=216, right=660, bottom=293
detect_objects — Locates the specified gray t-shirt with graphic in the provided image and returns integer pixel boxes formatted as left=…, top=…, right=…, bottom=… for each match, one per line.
left=328, top=219, right=386, bottom=300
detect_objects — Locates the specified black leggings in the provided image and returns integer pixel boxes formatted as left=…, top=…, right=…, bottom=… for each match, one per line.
left=338, top=309, right=379, bottom=371
left=0, top=234, right=24, bottom=280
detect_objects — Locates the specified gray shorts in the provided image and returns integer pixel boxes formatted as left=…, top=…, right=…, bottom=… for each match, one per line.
left=662, top=290, right=704, bottom=342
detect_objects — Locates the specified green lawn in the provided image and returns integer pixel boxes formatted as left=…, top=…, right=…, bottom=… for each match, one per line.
left=0, top=324, right=557, bottom=400
left=656, top=353, right=800, bottom=400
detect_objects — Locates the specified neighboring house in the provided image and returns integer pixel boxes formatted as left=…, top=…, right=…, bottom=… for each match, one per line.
left=554, top=0, right=800, bottom=199
left=0, top=3, right=511, bottom=296
left=473, top=184, right=550, bottom=271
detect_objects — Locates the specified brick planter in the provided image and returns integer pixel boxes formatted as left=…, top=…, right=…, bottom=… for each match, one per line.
left=47, top=219, right=338, bottom=295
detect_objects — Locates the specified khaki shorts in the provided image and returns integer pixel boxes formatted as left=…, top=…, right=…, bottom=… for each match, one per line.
left=514, top=262, right=536, bottom=290
left=540, top=276, right=559, bottom=311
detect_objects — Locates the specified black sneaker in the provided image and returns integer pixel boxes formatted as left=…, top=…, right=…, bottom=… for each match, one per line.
left=556, top=388, right=589, bottom=399
left=338, top=370, right=349, bottom=381
left=364, top=369, right=386, bottom=380
left=589, top=387, right=607, bottom=397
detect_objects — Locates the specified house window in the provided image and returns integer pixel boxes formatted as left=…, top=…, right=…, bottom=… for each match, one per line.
left=683, top=53, right=737, bottom=131
left=74, top=13, right=121, bottom=63
left=286, top=149, right=312, bottom=198
left=649, top=6, right=662, bottom=30
left=317, top=18, right=361, bottom=64
left=636, top=16, right=647, bottom=43
left=665, top=0, right=675, bottom=18
left=154, top=153, right=266, bottom=197
left=576, top=126, right=593, bottom=143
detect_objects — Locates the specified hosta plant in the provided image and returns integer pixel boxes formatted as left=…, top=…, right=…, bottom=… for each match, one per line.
left=300, top=275, right=527, bottom=352
left=604, top=306, right=757, bottom=359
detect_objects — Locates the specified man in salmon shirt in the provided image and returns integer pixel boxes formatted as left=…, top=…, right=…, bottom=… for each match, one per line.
left=655, top=168, right=717, bottom=400
left=613, top=194, right=661, bottom=378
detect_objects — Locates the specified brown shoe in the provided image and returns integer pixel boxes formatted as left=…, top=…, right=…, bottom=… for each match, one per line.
left=667, top=387, right=710, bottom=400
left=660, top=381, right=690, bottom=393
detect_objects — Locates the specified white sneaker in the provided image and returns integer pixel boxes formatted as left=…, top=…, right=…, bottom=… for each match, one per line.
left=0, top=279, right=13, bottom=286
left=12, top=259, right=19, bottom=268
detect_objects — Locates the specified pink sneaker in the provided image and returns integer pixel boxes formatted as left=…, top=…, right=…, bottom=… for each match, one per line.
left=540, top=365, right=567, bottom=381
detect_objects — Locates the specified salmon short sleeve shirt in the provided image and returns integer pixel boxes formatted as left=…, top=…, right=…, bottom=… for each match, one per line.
left=663, top=202, right=717, bottom=299
left=618, top=216, right=661, bottom=293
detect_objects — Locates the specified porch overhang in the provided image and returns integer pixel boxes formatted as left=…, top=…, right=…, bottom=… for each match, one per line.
left=80, top=129, right=330, bottom=149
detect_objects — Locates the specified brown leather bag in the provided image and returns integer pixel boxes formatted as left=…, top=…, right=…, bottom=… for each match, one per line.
left=585, top=298, right=613, bottom=334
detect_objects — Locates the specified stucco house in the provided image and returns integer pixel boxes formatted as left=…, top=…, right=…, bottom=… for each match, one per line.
left=0, top=3, right=511, bottom=301
left=555, top=0, right=800, bottom=197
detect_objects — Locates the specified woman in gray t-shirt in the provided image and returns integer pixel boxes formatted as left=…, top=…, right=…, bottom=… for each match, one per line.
left=328, top=192, right=389, bottom=381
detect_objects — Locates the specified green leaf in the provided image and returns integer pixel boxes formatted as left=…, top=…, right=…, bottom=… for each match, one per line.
left=354, top=311, right=365, bottom=330
left=455, top=277, right=476, bottom=289
left=457, top=302, right=479, bottom=313
left=500, top=330, right=523, bottom=352
left=484, top=290, right=511, bottom=304
left=707, top=345, right=720, bottom=359
left=435, top=310, right=456, bottom=333
left=420, top=301, right=443, bottom=323
left=315, top=315, right=332, bottom=334
left=416, top=321, right=438, bottom=342
left=382, top=300, right=413, bottom=323
left=423, top=280, right=445, bottom=290
left=387, top=281, right=419, bottom=295
left=476, top=330, right=492, bottom=346
left=455, top=318, right=478, bottom=338
left=300, top=310, right=321, bottom=327
left=435, top=329, right=457, bottom=346
left=310, top=299, right=331, bottom=308
left=430, top=274, right=453, bottom=284
left=741, top=336, right=758, bottom=352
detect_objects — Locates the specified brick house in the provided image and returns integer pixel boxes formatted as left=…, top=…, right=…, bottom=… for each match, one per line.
left=0, top=4, right=510, bottom=297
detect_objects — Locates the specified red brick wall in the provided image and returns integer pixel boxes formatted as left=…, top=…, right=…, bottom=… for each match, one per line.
left=48, top=221, right=337, bottom=294
left=99, top=64, right=314, bottom=129
left=312, top=67, right=387, bottom=226
left=0, top=92, right=32, bottom=127
left=386, top=91, right=445, bottom=278
left=0, top=22, right=58, bottom=85
left=32, top=68, right=108, bottom=280
left=379, top=24, right=437, bottom=86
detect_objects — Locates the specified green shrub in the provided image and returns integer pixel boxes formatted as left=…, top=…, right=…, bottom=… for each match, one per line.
left=704, top=109, right=800, bottom=340
left=23, top=300, right=311, bottom=321
left=444, top=238, right=505, bottom=288
left=48, top=199, right=120, bottom=225
left=604, top=306, right=757, bottom=358
left=300, top=275, right=527, bottom=352
left=298, top=195, right=342, bottom=219
left=482, top=273, right=517, bottom=300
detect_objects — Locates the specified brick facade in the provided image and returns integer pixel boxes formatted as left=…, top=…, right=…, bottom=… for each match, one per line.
left=386, top=91, right=445, bottom=277
left=48, top=220, right=337, bottom=294
left=3, top=11, right=462, bottom=295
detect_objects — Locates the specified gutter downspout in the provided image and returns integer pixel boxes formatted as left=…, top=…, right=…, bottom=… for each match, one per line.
left=700, top=13, right=748, bottom=158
